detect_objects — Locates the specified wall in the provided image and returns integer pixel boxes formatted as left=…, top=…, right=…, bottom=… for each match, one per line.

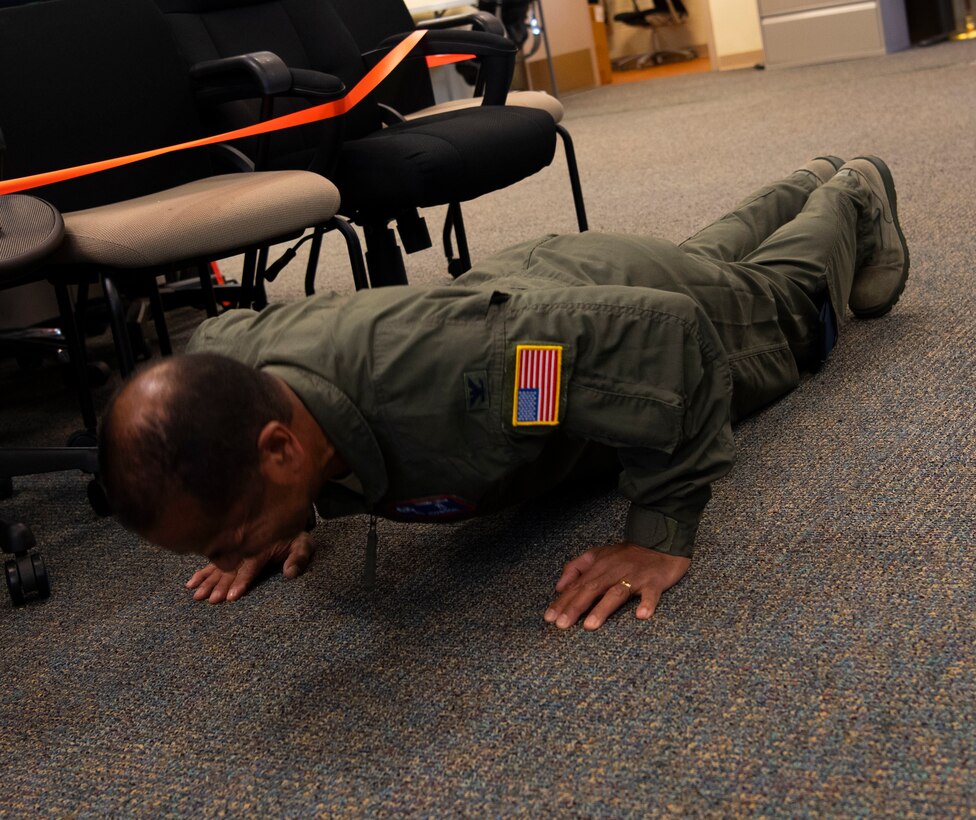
left=525, top=0, right=599, bottom=92
left=707, top=0, right=763, bottom=68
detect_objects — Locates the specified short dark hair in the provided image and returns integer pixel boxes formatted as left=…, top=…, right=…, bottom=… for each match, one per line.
left=99, top=353, right=293, bottom=532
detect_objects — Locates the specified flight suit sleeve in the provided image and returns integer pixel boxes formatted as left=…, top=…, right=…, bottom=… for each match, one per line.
left=505, top=285, right=735, bottom=559
left=615, top=341, right=734, bottom=558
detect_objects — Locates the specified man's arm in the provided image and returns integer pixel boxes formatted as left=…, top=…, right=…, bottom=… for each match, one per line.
left=523, top=286, right=735, bottom=628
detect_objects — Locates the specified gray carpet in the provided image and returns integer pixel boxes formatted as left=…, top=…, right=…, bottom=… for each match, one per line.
left=3, top=39, right=976, bottom=815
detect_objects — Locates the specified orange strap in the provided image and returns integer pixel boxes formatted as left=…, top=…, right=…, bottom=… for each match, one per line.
left=426, top=53, right=475, bottom=68
left=0, top=31, right=472, bottom=196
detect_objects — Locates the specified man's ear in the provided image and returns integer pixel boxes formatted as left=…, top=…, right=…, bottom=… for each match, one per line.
left=256, top=421, right=305, bottom=483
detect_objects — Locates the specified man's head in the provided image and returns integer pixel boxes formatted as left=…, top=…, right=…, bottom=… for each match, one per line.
left=99, top=353, right=323, bottom=568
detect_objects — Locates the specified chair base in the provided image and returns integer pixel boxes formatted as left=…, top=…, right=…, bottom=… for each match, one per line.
left=3, top=527, right=50, bottom=606
left=1, top=445, right=106, bottom=604
left=612, top=46, right=697, bottom=71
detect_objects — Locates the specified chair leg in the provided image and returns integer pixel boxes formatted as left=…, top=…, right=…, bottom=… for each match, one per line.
left=327, top=218, right=369, bottom=292
left=239, top=249, right=258, bottom=309
left=101, top=273, right=137, bottom=379
left=304, top=228, right=325, bottom=296
left=53, top=280, right=98, bottom=433
left=362, top=222, right=409, bottom=287
left=443, top=202, right=471, bottom=277
left=145, top=275, right=172, bottom=356
left=556, top=124, right=588, bottom=232
left=253, top=247, right=270, bottom=310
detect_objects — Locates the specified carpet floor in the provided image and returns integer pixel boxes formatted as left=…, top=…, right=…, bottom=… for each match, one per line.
left=2, top=38, right=975, bottom=816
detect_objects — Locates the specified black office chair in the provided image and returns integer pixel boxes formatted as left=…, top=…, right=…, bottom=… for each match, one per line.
left=329, top=0, right=587, bottom=258
left=612, top=0, right=697, bottom=70
left=0, top=0, right=365, bottom=604
left=157, top=0, right=567, bottom=286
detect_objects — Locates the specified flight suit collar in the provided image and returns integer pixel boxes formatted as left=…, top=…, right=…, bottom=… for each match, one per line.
left=262, top=364, right=389, bottom=503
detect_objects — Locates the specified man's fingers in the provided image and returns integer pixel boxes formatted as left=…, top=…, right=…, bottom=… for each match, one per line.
left=192, top=567, right=222, bottom=601
left=546, top=575, right=616, bottom=629
left=225, top=558, right=266, bottom=602
left=636, top=589, right=662, bottom=620
left=582, top=581, right=635, bottom=631
left=184, top=533, right=321, bottom=604
left=207, top=571, right=238, bottom=604
left=545, top=543, right=693, bottom=629
left=554, top=549, right=597, bottom=592
left=282, top=533, right=315, bottom=579
left=186, top=564, right=217, bottom=590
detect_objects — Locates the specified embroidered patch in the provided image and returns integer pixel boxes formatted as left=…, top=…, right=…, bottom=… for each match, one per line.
left=386, top=495, right=476, bottom=521
left=464, top=370, right=489, bottom=412
left=512, top=344, right=562, bottom=426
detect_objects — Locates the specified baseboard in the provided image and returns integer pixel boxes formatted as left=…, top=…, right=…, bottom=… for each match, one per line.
left=717, top=49, right=765, bottom=71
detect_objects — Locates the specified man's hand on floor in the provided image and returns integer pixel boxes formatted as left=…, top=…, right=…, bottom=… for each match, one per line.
left=544, top=542, right=691, bottom=631
left=185, top=532, right=316, bottom=604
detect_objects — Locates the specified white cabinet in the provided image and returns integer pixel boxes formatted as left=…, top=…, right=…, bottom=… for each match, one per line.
left=759, top=0, right=910, bottom=68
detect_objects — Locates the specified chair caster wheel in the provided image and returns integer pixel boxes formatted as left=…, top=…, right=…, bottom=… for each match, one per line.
left=67, top=429, right=98, bottom=448
left=5, top=551, right=50, bottom=606
left=87, top=480, right=112, bottom=517
left=0, top=477, right=12, bottom=500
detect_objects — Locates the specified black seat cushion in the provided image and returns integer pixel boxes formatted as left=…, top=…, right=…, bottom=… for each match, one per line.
left=335, top=107, right=557, bottom=216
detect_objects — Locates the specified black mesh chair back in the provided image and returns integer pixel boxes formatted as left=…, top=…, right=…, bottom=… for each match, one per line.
left=156, top=0, right=383, bottom=173
left=0, top=0, right=215, bottom=212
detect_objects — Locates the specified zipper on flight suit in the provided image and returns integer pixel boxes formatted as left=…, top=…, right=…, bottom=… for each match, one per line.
left=362, top=514, right=378, bottom=589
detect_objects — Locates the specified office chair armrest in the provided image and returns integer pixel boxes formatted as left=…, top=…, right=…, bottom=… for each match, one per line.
left=190, top=51, right=296, bottom=105
left=288, top=68, right=346, bottom=101
left=366, top=29, right=515, bottom=105
left=414, top=10, right=506, bottom=37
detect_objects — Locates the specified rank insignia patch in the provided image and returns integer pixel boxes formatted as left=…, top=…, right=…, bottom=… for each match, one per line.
left=512, top=344, right=562, bottom=426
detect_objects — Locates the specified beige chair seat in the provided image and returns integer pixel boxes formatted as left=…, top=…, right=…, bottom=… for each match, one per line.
left=404, top=90, right=564, bottom=124
left=54, top=171, right=340, bottom=268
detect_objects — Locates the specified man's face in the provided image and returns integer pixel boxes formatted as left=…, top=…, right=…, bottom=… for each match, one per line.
left=144, top=479, right=310, bottom=570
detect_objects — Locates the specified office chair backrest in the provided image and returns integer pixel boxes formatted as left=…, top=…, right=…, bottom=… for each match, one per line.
left=328, top=0, right=417, bottom=51
left=327, top=0, right=440, bottom=117
left=156, top=0, right=386, bottom=169
left=0, top=0, right=214, bottom=212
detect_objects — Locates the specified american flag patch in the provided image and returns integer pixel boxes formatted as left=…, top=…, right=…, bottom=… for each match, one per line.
left=512, top=344, right=562, bottom=426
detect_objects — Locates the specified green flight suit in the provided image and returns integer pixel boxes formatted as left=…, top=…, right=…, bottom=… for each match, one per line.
left=186, top=170, right=862, bottom=557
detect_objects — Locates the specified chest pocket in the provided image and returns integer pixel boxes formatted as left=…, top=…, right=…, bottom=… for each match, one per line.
left=369, top=291, right=518, bottom=496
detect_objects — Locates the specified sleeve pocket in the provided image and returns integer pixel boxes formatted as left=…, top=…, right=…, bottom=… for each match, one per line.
left=563, top=378, right=685, bottom=454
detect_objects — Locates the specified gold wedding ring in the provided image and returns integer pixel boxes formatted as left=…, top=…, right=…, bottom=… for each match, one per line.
left=619, top=579, right=632, bottom=589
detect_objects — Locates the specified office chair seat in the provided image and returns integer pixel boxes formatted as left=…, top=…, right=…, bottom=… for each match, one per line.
left=403, top=89, right=564, bottom=123
left=51, top=171, right=340, bottom=268
left=0, top=196, right=65, bottom=284
left=334, top=106, right=556, bottom=214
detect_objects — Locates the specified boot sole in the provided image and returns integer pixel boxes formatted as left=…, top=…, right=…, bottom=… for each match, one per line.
left=851, top=155, right=910, bottom=319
